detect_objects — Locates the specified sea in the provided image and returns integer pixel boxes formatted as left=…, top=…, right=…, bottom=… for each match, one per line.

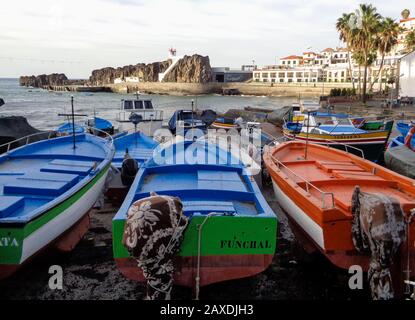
left=0, top=78, right=296, bottom=131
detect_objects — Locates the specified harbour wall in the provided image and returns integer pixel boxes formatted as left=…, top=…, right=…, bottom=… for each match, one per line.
left=45, top=81, right=355, bottom=97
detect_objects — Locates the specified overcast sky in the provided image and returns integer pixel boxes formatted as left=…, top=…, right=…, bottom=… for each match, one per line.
left=0, top=0, right=411, bottom=78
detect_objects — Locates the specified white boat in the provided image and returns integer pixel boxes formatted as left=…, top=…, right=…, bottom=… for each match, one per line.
left=116, top=97, right=163, bottom=133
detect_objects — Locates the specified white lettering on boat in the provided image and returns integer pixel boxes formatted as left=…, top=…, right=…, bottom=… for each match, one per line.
left=0, top=237, right=19, bottom=247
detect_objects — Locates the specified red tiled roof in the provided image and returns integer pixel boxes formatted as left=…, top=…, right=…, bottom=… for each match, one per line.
left=322, top=48, right=334, bottom=52
left=400, top=17, right=415, bottom=23
left=281, top=55, right=303, bottom=60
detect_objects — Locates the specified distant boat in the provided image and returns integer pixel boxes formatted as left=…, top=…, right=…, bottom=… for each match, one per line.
left=0, top=133, right=114, bottom=279
left=210, top=117, right=239, bottom=130
left=85, top=117, right=114, bottom=135
left=113, top=139, right=277, bottom=287
left=56, top=122, right=85, bottom=135
left=283, top=112, right=393, bottom=161
left=116, top=97, right=163, bottom=133
left=168, top=110, right=207, bottom=135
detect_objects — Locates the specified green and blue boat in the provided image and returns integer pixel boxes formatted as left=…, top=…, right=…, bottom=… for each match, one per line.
left=0, top=133, right=114, bottom=279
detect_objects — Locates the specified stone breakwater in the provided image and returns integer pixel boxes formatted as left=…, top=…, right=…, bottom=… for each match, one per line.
left=108, top=81, right=354, bottom=97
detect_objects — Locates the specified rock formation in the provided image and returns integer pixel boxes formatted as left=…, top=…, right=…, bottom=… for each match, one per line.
left=162, top=55, right=212, bottom=83
left=19, top=73, right=69, bottom=87
left=89, top=61, right=172, bottom=85
left=0, top=116, right=50, bottom=153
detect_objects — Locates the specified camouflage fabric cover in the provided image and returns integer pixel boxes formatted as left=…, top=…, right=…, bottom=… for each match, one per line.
left=122, top=193, right=189, bottom=300
left=351, top=186, right=406, bottom=300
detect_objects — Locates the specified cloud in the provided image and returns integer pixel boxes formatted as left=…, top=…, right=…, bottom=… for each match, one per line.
left=0, top=0, right=410, bottom=78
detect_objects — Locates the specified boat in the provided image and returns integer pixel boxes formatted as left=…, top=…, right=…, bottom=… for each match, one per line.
left=263, top=141, right=415, bottom=286
left=113, top=139, right=277, bottom=288
left=106, top=131, right=159, bottom=200
left=0, top=98, right=4, bottom=107
left=283, top=112, right=393, bottom=161
left=85, top=117, right=114, bottom=135
left=168, top=110, right=207, bottom=135
left=56, top=122, right=85, bottom=136
left=210, top=117, right=240, bottom=130
left=116, top=96, right=163, bottom=133
left=0, top=132, right=114, bottom=279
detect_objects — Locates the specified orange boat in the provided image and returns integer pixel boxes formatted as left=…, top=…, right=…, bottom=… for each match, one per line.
left=263, top=141, right=415, bottom=278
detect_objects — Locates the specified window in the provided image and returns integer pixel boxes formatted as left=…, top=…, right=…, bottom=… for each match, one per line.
left=134, top=101, right=143, bottom=109
left=262, top=73, right=269, bottom=78
left=280, top=79, right=284, bottom=82
left=270, top=72, right=276, bottom=78
left=293, top=61, right=297, bottom=65
left=279, top=72, right=285, bottom=77
left=296, top=72, right=303, bottom=77
left=144, top=101, right=153, bottom=110
left=263, top=79, right=268, bottom=82
left=287, top=72, right=294, bottom=78
left=124, top=100, right=133, bottom=110
left=254, top=73, right=260, bottom=78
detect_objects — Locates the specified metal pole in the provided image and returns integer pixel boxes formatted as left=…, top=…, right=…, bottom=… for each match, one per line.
left=71, top=96, right=76, bottom=149
left=305, top=111, right=310, bottom=159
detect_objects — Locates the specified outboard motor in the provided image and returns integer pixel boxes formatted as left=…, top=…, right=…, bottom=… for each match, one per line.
left=121, top=149, right=139, bottom=187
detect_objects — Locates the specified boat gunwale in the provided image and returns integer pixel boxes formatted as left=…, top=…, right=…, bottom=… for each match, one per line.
left=0, top=134, right=115, bottom=225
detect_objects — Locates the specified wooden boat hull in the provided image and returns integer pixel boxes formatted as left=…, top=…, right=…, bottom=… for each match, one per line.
left=115, top=254, right=274, bottom=287
left=264, top=141, right=415, bottom=280
left=283, top=129, right=389, bottom=161
left=113, top=213, right=277, bottom=287
left=0, top=165, right=110, bottom=280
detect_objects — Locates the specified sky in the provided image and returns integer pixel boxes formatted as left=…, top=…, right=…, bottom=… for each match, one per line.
left=0, top=0, right=412, bottom=78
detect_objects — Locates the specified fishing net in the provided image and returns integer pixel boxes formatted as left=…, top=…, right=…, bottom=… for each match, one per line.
left=122, top=193, right=188, bottom=300
left=351, top=186, right=406, bottom=300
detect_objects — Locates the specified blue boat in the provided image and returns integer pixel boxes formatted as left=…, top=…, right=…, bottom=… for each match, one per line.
left=56, top=122, right=85, bottom=135
left=112, top=140, right=277, bottom=288
left=0, top=133, right=114, bottom=279
left=112, top=132, right=158, bottom=169
left=85, top=117, right=114, bottom=135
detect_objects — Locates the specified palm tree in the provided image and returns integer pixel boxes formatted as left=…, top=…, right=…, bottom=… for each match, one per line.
left=336, top=13, right=355, bottom=90
left=406, top=30, right=415, bottom=53
left=348, top=4, right=382, bottom=102
left=370, top=18, right=401, bottom=91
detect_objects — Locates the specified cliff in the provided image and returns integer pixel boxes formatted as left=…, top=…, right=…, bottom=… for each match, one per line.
left=162, top=55, right=212, bottom=83
left=89, top=61, right=172, bottom=85
left=19, top=73, right=69, bottom=87
left=89, top=54, right=212, bottom=85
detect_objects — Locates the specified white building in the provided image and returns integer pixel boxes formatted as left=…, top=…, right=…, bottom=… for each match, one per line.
left=399, top=50, right=415, bottom=98
left=397, top=15, right=415, bottom=53
left=279, top=55, right=303, bottom=67
left=253, top=66, right=322, bottom=83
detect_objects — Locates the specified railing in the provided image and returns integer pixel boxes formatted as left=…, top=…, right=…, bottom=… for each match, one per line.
left=0, top=126, right=115, bottom=155
left=116, top=110, right=164, bottom=122
left=270, top=154, right=335, bottom=209
left=320, top=138, right=365, bottom=159
left=86, top=126, right=114, bottom=148
left=0, top=130, right=56, bottom=153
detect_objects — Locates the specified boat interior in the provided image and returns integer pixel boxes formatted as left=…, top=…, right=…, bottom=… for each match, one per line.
left=270, top=141, right=415, bottom=216
left=114, top=141, right=273, bottom=220
left=0, top=134, right=109, bottom=224
left=113, top=132, right=158, bottom=168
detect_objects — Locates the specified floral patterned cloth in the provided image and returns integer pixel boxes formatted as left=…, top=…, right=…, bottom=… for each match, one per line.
left=351, top=186, right=406, bottom=300
left=122, top=192, right=189, bottom=300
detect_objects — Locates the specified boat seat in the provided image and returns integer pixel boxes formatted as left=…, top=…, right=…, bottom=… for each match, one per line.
left=317, top=161, right=365, bottom=173
left=183, top=200, right=236, bottom=215
left=4, top=171, right=79, bottom=197
left=0, top=196, right=24, bottom=218
left=197, top=170, right=247, bottom=192
left=4, top=179, right=74, bottom=197
left=17, top=172, right=79, bottom=185
left=332, top=170, right=384, bottom=181
left=40, top=159, right=95, bottom=175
